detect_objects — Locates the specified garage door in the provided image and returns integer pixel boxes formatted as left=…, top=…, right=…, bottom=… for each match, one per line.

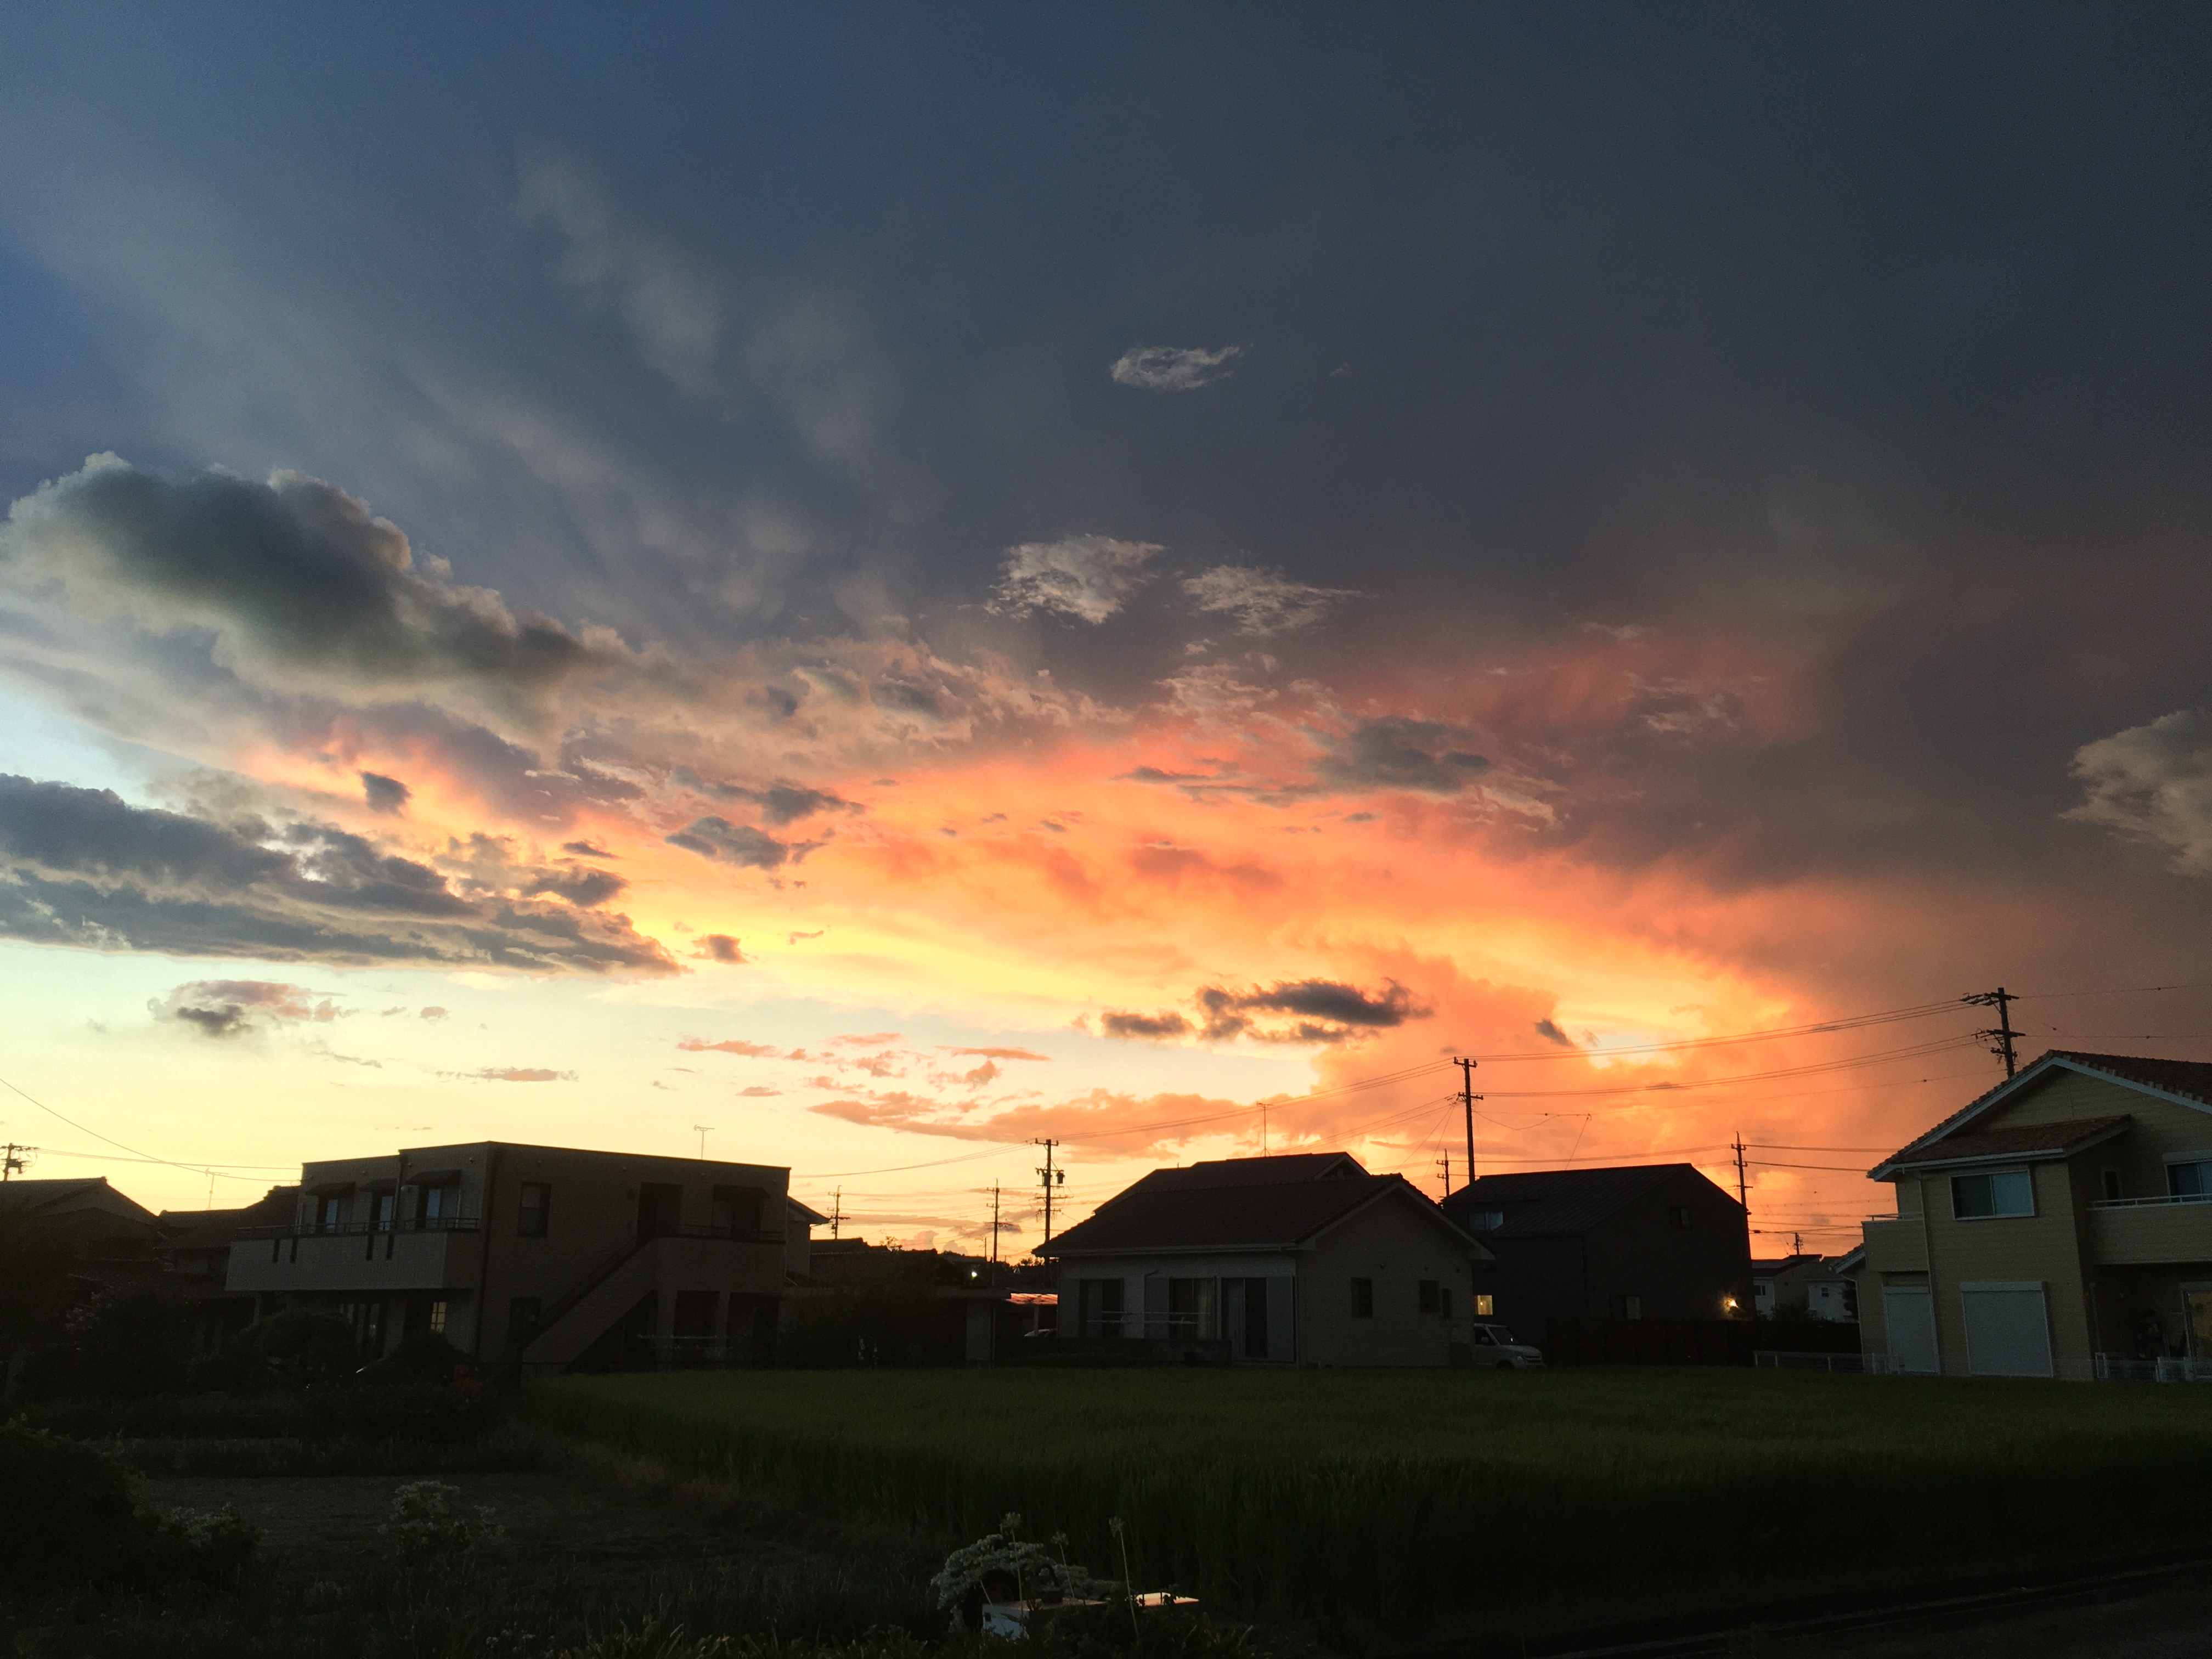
left=1882, top=1286, right=1939, bottom=1374
left=1961, top=1281, right=2053, bottom=1378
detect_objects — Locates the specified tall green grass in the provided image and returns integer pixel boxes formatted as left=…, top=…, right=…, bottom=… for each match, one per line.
left=532, top=1369, right=2212, bottom=1628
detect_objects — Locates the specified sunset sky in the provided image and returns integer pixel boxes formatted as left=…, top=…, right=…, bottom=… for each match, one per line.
left=3, top=7, right=2210, bottom=1256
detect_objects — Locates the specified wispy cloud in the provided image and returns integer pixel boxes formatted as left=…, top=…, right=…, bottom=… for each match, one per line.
left=1110, top=344, right=1246, bottom=392
left=1182, top=566, right=1356, bottom=635
left=989, top=535, right=1161, bottom=624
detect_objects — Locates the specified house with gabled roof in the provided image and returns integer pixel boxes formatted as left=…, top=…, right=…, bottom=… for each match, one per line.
left=1439, top=1163, right=1751, bottom=1335
left=1039, top=1152, right=1492, bottom=1365
left=1854, top=1050, right=2212, bottom=1381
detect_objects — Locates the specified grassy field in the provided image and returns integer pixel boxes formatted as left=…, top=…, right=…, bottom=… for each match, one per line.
left=532, top=1368, right=2212, bottom=1634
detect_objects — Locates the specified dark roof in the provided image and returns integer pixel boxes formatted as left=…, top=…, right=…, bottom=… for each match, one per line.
left=1046, top=1164, right=1464, bottom=1257
left=2046, top=1051, right=2212, bottom=1107
left=1101, top=1152, right=1367, bottom=1205
left=1440, top=1163, right=1725, bottom=1237
left=1869, top=1050, right=2212, bottom=1176
left=1881, top=1115, right=2130, bottom=1170
left=0, top=1177, right=156, bottom=1224
left=158, top=1186, right=298, bottom=1251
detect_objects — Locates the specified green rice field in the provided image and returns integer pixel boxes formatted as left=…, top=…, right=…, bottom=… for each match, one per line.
left=532, top=1368, right=2212, bottom=1632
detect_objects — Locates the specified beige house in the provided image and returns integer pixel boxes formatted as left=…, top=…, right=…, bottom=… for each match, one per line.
left=1041, top=1152, right=1492, bottom=1366
left=229, top=1141, right=811, bottom=1374
left=1854, top=1051, right=2212, bottom=1381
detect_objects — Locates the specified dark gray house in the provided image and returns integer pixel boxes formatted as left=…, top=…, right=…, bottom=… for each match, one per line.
left=1440, top=1164, right=1751, bottom=1332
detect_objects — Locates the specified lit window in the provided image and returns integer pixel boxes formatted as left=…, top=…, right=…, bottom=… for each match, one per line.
left=1473, top=1294, right=1494, bottom=1317
left=426, top=1299, right=448, bottom=1334
left=1951, top=1169, right=2034, bottom=1219
left=2169, top=1160, right=2212, bottom=1198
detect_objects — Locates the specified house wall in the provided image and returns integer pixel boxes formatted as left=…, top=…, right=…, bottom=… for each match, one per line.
left=235, top=1142, right=789, bottom=1363
left=1471, top=1234, right=1586, bottom=1333
left=1906, top=1162, right=2091, bottom=1380
left=1053, top=1252, right=1297, bottom=1347
left=1297, top=1199, right=1477, bottom=1367
left=1581, top=1169, right=1751, bottom=1321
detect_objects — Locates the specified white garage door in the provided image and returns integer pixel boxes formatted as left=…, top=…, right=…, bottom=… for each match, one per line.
left=1961, top=1281, right=2053, bottom=1378
left=1883, top=1286, right=1939, bottom=1374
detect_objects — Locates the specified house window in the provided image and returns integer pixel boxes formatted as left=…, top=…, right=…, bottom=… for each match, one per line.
left=1611, top=1294, right=1643, bottom=1320
left=1418, top=1279, right=1440, bottom=1314
left=1468, top=1209, right=1505, bottom=1232
left=374, top=1192, right=395, bottom=1232
left=1351, top=1277, right=1374, bottom=1318
left=710, top=1185, right=764, bottom=1237
left=419, top=1183, right=459, bottom=1224
left=517, top=1182, right=551, bottom=1238
left=1473, top=1294, right=1494, bottom=1318
left=426, top=1299, right=448, bottom=1335
left=2102, top=1169, right=2124, bottom=1201
left=1952, top=1169, right=2035, bottom=1219
left=2168, top=1160, right=2212, bottom=1198
left=1079, top=1278, right=1125, bottom=1338
left=318, top=1195, right=346, bottom=1233
left=1668, top=1205, right=1694, bottom=1231
left=507, top=1296, right=541, bottom=1341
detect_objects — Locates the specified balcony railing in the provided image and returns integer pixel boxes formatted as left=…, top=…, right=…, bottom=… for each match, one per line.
left=2091, top=1192, right=2212, bottom=1210
left=237, top=1216, right=481, bottom=1239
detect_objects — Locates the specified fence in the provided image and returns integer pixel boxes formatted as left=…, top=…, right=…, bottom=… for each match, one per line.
left=1754, top=1350, right=1901, bottom=1374
left=2095, top=1353, right=2212, bottom=1383
left=1545, top=1318, right=1860, bottom=1367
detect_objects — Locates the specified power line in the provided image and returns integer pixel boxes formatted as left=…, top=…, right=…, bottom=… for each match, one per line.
left=0, top=1072, right=284, bottom=1184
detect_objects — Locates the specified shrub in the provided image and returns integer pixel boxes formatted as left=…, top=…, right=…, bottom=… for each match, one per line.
left=158, top=1504, right=261, bottom=1584
left=0, top=1424, right=146, bottom=1585
left=377, top=1479, right=506, bottom=1557
left=202, top=1307, right=362, bottom=1391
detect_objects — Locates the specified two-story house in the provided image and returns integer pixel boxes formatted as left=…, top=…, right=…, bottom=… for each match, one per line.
left=1040, top=1152, right=1492, bottom=1365
left=1853, top=1051, right=2212, bottom=1381
left=1440, top=1163, right=1751, bottom=1331
left=228, top=1141, right=811, bottom=1374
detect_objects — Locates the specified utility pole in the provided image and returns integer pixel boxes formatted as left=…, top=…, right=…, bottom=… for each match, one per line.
left=1035, top=1138, right=1064, bottom=1243
left=830, top=1187, right=842, bottom=1240
left=1454, top=1058, right=1482, bottom=1191
left=1732, top=1132, right=1749, bottom=1218
left=693, top=1124, right=713, bottom=1159
left=1435, top=1154, right=1452, bottom=1198
left=1792, top=1231, right=1803, bottom=1256
left=1, top=1143, right=29, bottom=1181
left=989, top=1184, right=1001, bottom=1278
left=1963, top=988, right=2020, bottom=1079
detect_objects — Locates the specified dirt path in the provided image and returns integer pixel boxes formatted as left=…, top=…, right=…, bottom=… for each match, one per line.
left=140, top=1466, right=773, bottom=1580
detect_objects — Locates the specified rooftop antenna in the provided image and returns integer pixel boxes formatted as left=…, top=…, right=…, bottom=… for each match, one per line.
left=693, top=1125, right=714, bottom=1159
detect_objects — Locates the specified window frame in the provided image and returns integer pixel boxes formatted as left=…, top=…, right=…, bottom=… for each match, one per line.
left=1350, top=1277, right=1374, bottom=1319
left=2166, top=1156, right=2212, bottom=1199
left=1667, top=1204, right=1694, bottom=1231
left=516, top=1181, right=552, bottom=1238
left=1951, top=1167, right=2036, bottom=1220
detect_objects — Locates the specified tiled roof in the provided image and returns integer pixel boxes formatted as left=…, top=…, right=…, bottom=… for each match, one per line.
left=1869, top=1049, right=2212, bottom=1176
left=2047, top=1052, right=2212, bottom=1107
left=157, top=1186, right=298, bottom=1251
left=1045, top=1169, right=1449, bottom=1256
left=1440, top=1164, right=1713, bottom=1237
left=1101, top=1152, right=1366, bottom=1205
left=1881, top=1115, right=2130, bottom=1170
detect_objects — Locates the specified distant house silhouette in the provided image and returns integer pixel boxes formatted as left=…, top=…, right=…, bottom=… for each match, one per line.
left=1440, top=1164, right=1751, bottom=1334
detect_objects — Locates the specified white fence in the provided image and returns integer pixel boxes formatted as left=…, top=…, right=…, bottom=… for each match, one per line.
left=1753, top=1351, right=1899, bottom=1374
left=2095, top=1353, right=2212, bottom=1383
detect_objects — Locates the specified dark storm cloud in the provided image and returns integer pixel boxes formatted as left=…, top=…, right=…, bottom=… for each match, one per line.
left=1315, top=720, right=1491, bottom=796
left=0, top=775, right=674, bottom=974
left=670, top=770, right=857, bottom=825
left=152, top=978, right=337, bottom=1039
left=665, top=815, right=792, bottom=868
left=1099, top=1009, right=1192, bottom=1040
left=360, top=771, right=411, bottom=815
left=1103, top=978, right=1431, bottom=1046
left=0, top=459, right=633, bottom=731
left=693, top=933, right=747, bottom=963
left=1533, top=1018, right=1575, bottom=1047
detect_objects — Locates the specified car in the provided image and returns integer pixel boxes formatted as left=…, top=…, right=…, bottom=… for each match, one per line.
left=1469, top=1323, right=1545, bottom=1369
